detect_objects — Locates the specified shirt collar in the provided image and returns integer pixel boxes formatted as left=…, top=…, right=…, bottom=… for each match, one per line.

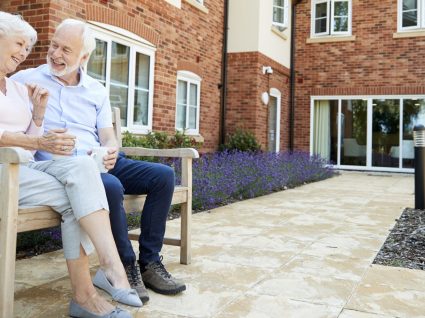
left=42, top=64, right=88, bottom=88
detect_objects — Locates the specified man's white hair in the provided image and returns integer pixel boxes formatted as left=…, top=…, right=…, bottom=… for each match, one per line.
left=56, top=18, right=96, bottom=57
left=0, top=11, right=37, bottom=47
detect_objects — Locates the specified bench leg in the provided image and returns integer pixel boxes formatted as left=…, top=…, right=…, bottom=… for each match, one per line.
left=0, top=163, right=20, bottom=318
left=179, top=202, right=191, bottom=265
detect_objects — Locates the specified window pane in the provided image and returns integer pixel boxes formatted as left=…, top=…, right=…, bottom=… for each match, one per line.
left=189, top=83, right=198, bottom=106
left=135, top=53, right=150, bottom=90
left=273, top=7, right=285, bottom=23
left=188, top=106, right=197, bottom=129
left=87, top=39, right=107, bottom=85
left=315, top=18, right=328, bottom=33
left=315, top=2, right=328, bottom=18
left=274, top=0, right=284, bottom=6
left=133, top=90, right=148, bottom=126
left=334, top=1, right=348, bottom=16
left=313, top=100, right=338, bottom=163
left=341, top=100, right=367, bottom=166
left=372, top=99, right=400, bottom=168
left=110, top=85, right=128, bottom=127
left=403, top=10, right=418, bottom=27
left=402, top=99, right=425, bottom=168
left=403, top=0, right=417, bottom=11
left=333, top=17, right=348, bottom=31
left=177, top=80, right=187, bottom=105
left=110, top=42, right=129, bottom=85
left=176, top=105, right=186, bottom=129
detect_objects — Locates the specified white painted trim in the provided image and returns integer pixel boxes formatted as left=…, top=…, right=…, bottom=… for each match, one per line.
left=270, top=88, right=281, bottom=152
left=311, top=0, right=352, bottom=37
left=88, top=26, right=156, bottom=133
left=176, top=71, right=201, bottom=135
left=397, top=0, right=425, bottom=32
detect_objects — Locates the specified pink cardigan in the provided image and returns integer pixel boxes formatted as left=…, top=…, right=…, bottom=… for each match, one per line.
left=0, top=77, right=44, bottom=158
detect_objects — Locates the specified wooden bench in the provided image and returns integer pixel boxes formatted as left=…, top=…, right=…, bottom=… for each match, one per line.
left=0, top=107, right=199, bottom=317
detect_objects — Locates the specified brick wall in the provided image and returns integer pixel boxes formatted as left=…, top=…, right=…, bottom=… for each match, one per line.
left=1, top=0, right=224, bottom=153
left=226, top=51, right=290, bottom=151
left=294, top=0, right=425, bottom=151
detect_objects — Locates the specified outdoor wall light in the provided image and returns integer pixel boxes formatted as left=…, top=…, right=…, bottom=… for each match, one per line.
left=261, top=92, right=270, bottom=105
left=262, top=66, right=273, bottom=75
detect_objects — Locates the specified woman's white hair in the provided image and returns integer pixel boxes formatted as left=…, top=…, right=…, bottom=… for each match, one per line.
left=56, top=19, right=96, bottom=57
left=0, top=11, right=37, bottom=47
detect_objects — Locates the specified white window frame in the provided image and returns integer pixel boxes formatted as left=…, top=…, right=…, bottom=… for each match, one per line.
left=87, top=24, right=156, bottom=134
left=272, top=0, right=289, bottom=30
left=398, top=0, right=425, bottom=31
left=175, top=71, right=201, bottom=135
left=311, top=0, right=352, bottom=37
left=269, top=88, right=282, bottom=152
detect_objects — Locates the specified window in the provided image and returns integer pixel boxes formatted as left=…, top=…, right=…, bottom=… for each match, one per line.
left=398, top=0, right=425, bottom=31
left=311, top=0, right=351, bottom=36
left=176, top=71, right=201, bottom=135
left=273, top=0, right=289, bottom=30
left=87, top=25, right=155, bottom=133
left=195, top=0, right=203, bottom=3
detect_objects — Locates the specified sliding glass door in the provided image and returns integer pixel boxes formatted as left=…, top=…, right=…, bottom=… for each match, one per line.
left=311, top=96, right=425, bottom=172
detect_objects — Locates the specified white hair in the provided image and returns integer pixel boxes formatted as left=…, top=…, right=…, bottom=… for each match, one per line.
left=56, top=18, right=96, bottom=57
left=0, top=11, right=37, bottom=47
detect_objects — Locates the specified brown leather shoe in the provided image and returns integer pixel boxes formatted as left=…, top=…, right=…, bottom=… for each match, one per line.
left=124, top=262, right=149, bottom=303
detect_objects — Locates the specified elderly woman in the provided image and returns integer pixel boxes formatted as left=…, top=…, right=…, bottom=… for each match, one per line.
left=0, top=12, right=142, bottom=318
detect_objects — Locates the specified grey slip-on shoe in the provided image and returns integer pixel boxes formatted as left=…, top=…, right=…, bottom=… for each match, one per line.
left=69, top=300, right=131, bottom=318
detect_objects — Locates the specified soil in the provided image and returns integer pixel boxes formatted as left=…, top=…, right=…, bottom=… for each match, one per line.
left=373, top=208, right=425, bottom=270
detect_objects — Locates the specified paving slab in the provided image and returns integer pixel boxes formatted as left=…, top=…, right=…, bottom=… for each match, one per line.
left=13, top=171, right=423, bottom=318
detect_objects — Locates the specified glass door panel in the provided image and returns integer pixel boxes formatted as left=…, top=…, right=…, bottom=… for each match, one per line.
left=372, top=99, right=400, bottom=168
left=313, top=100, right=338, bottom=163
left=402, top=99, right=425, bottom=168
left=341, top=100, right=367, bottom=166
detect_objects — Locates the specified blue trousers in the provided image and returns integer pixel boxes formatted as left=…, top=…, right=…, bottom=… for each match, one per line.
left=101, top=154, right=175, bottom=266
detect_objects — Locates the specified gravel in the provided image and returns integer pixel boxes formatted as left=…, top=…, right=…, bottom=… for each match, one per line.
left=373, top=208, right=425, bottom=270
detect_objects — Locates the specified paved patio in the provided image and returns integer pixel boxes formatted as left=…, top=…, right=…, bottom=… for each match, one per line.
left=14, top=171, right=425, bottom=318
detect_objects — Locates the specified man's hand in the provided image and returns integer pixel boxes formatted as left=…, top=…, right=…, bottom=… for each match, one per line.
left=103, top=147, right=118, bottom=171
left=38, top=128, right=76, bottom=155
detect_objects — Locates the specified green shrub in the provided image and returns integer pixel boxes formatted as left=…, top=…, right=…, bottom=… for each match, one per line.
left=221, top=129, right=261, bottom=152
left=122, top=130, right=202, bottom=149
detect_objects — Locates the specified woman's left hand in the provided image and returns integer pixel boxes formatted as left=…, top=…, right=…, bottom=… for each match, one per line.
left=26, top=83, right=49, bottom=111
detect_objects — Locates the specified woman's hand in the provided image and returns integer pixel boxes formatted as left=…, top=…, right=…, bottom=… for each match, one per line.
left=37, top=128, right=76, bottom=155
left=26, top=83, right=49, bottom=126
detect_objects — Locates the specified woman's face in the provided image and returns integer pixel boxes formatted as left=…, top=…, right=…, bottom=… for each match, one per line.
left=0, top=34, right=31, bottom=75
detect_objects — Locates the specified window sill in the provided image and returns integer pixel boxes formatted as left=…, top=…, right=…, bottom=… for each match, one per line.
left=190, top=134, right=204, bottom=143
left=393, top=30, right=425, bottom=38
left=307, top=35, right=356, bottom=43
left=184, top=0, right=208, bottom=14
left=271, top=26, right=288, bottom=40
left=165, top=0, right=181, bottom=8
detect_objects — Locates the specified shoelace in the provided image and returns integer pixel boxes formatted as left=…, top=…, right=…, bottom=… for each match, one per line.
left=126, top=263, right=142, bottom=285
left=151, top=256, right=171, bottom=279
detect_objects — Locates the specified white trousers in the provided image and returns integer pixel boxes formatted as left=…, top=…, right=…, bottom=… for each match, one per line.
left=17, top=156, right=109, bottom=259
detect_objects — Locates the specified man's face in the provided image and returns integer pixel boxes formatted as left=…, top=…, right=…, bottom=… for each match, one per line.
left=47, top=26, right=85, bottom=77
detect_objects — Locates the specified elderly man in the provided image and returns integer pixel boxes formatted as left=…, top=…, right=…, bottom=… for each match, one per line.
left=12, top=18, right=186, bottom=303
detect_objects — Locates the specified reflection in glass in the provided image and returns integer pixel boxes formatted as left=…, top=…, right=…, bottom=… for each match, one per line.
left=402, top=0, right=418, bottom=27
left=315, top=3, right=328, bottom=33
left=313, top=100, right=338, bottom=163
left=134, top=53, right=150, bottom=126
left=176, top=80, right=187, bottom=129
left=372, top=99, right=400, bottom=168
left=110, top=85, right=128, bottom=127
left=341, top=100, right=367, bottom=166
left=110, top=42, right=129, bottom=126
left=401, top=99, right=425, bottom=168
left=133, top=90, right=148, bottom=126
left=188, top=84, right=198, bottom=129
left=87, top=39, right=107, bottom=86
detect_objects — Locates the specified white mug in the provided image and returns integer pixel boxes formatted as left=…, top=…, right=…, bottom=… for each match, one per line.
left=91, top=146, right=109, bottom=173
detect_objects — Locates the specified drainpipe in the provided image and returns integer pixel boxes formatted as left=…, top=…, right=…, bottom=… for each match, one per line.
left=289, top=0, right=301, bottom=151
left=219, top=0, right=229, bottom=146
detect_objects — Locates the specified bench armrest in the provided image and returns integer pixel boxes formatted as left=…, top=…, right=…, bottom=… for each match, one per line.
left=120, top=147, right=199, bottom=159
left=0, top=147, right=32, bottom=164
